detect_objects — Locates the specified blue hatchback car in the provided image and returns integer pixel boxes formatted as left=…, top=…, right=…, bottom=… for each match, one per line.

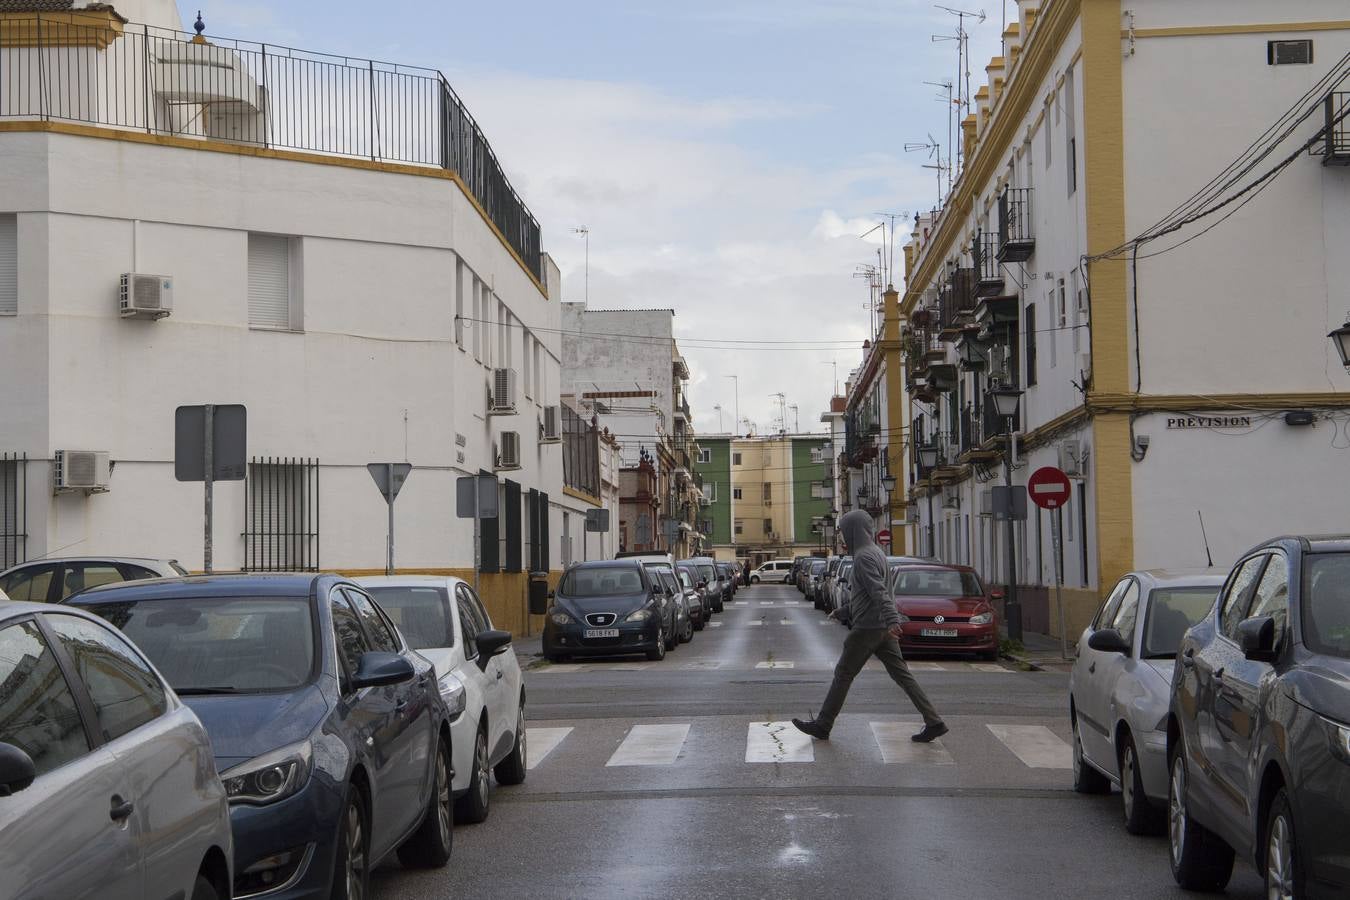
left=70, top=574, right=465, bottom=900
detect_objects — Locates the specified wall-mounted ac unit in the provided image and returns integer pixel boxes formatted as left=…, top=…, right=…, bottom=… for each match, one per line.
left=540, top=405, right=561, bottom=443
left=943, top=489, right=961, bottom=510
left=54, top=450, right=110, bottom=493
left=1058, top=439, right=1085, bottom=477
left=119, top=273, right=173, bottom=320
left=488, top=368, right=517, bottom=415
left=496, top=431, right=521, bottom=470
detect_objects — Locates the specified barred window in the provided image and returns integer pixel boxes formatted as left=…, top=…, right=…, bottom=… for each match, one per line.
left=0, top=454, right=26, bottom=569
left=244, top=458, right=319, bottom=571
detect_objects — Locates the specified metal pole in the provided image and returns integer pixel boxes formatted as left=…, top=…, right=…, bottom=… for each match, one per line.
left=386, top=462, right=395, bottom=575
left=926, top=490, right=935, bottom=558
left=203, top=404, right=214, bottom=574
left=1004, top=424, right=1023, bottom=642
left=473, top=476, right=481, bottom=594
left=1053, top=511, right=1067, bottom=660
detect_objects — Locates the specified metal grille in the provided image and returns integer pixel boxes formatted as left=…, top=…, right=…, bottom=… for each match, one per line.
left=1327, top=92, right=1350, bottom=161
left=0, top=15, right=542, bottom=280
left=0, top=453, right=26, bottom=569
left=243, top=457, right=319, bottom=571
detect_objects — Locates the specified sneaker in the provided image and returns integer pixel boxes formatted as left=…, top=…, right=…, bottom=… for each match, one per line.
left=912, top=722, right=949, bottom=743
left=791, top=718, right=831, bottom=741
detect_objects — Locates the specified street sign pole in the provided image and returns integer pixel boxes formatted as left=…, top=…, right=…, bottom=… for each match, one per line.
left=1027, top=466, right=1074, bottom=659
left=1053, top=510, right=1067, bottom=660
left=386, top=462, right=395, bottom=575
left=203, top=404, right=214, bottom=574
left=473, top=477, right=481, bottom=594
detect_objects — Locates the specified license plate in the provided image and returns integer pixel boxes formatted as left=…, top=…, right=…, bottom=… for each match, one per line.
left=584, top=628, right=620, bottom=639
left=921, top=628, right=959, bottom=638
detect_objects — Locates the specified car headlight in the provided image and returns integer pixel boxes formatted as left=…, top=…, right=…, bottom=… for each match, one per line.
left=439, top=671, right=466, bottom=718
left=969, top=611, right=994, bottom=625
left=550, top=610, right=574, bottom=626
left=1321, top=715, right=1350, bottom=763
left=625, top=607, right=652, bottom=623
left=221, top=740, right=313, bottom=806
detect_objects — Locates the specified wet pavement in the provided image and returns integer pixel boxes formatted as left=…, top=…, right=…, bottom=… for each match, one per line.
left=371, top=582, right=1265, bottom=899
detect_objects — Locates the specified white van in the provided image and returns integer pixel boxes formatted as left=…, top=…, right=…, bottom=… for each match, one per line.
left=751, top=559, right=794, bottom=584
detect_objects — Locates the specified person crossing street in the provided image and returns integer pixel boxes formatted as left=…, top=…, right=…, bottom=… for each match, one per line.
left=793, top=509, right=948, bottom=743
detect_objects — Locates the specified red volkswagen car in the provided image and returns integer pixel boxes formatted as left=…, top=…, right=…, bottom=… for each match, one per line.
left=890, top=564, right=1000, bottom=660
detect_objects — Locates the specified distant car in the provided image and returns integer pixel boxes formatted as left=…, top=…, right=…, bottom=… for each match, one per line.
left=0, top=601, right=233, bottom=900
left=70, top=574, right=459, bottom=899
left=675, top=562, right=708, bottom=631
left=357, top=576, right=527, bottom=826
left=751, top=559, right=793, bottom=584
left=820, top=556, right=850, bottom=611
left=831, top=560, right=856, bottom=615
left=686, top=557, right=725, bottom=613
left=1068, top=569, right=1225, bottom=834
left=717, top=562, right=738, bottom=598
left=791, top=556, right=812, bottom=592
left=0, top=557, right=187, bottom=604
left=1167, top=536, right=1350, bottom=897
left=544, top=560, right=672, bottom=662
left=806, top=558, right=828, bottom=603
left=655, top=568, right=695, bottom=643
left=890, top=564, right=999, bottom=660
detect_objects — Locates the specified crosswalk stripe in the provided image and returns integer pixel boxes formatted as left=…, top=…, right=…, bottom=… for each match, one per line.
left=746, top=721, right=814, bottom=763
left=606, top=724, right=690, bottom=766
left=970, top=663, right=1009, bottom=673
left=540, top=664, right=585, bottom=674
left=755, top=661, right=794, bottom=669
left=819, top=620, right=833, bottom=626
left=709, top=621, right=723, bottom=627
left=748, top=620, right=764, bottom=626
left=759, top=601, right=775, bottom=606
left=779, top=619, right=791, bottom=625
left=986, top=724, right=1072, bottom=769
left=905, top=662, right=946, bottom=671
left=869, top=722, right=955, bottom=765
left=526, top=727, right=572, bottom=769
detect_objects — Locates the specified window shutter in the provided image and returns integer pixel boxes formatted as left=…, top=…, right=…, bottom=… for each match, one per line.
left=539, top=491, right=551, bottom=571
left=0, top=215, right=16, bottom=315
left=248, top=234, right=291, bottom=328
left=527, top=488, right=541, bottom=572
left=479, top=473, right=500, bottom=574
left=504, top=479, right=522, bottom=573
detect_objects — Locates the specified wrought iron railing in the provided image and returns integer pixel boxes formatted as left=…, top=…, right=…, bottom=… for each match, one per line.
left=997, top=187, right=1034, bottom=258
left=972, top=231, right=1001, bottom=286
left=1327, top=92, right=1350, bottom=160
left=1, top=453, right=27, bottom=569
left=939, top=266, right=976, bottom=329
left=0, top=15, right=542, bottom=279
left=244, top=457, right=319, bottom=571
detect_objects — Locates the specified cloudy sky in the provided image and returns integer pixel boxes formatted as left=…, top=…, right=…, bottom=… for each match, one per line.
left=180, top=1, right=1004, bottom=435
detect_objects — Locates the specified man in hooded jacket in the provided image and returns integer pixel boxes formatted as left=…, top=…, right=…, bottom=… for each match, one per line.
left=793, top=509, right=947, bottom=743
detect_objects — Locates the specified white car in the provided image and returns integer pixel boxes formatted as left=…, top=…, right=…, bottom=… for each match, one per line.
left=0, top=557, right=187, bottom=604
left=751, top=559, right=793, bottom=584
left=358, top=576, right=526, bottom=824
left=1068, top=569, right=1225, bottom=834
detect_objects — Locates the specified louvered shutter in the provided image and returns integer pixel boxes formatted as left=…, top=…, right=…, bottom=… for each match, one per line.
left=248, top=234, right=291, bottom=328
left=0, top=215, right=17, bottom=315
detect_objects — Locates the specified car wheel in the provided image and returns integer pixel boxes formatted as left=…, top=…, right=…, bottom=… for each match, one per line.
left=397, top=734, right=454, bottom=868
left=1119, top=731, right=1163, bottom=835
left=1168, top=742, right=1235, bottom=891
left=680, top=618, right=693, bottom=643
left=665, top=619, right=678, bottom=650
left=331, top=784, right=370, bottom=900
left=1072, top=715, right=1110, bottom=794
left=494, top=704, right=528, bottom=786
left=455, top=725, right=491, bottom=824
left=693, top=617, right=705, bottom=632
left=751, top=576, right=760, bottom=584
left=1264, top=788, right=1303, bottom=900
left=646, top=626, right=667, bottom=661
left=190, top=874, right=220, bottom=900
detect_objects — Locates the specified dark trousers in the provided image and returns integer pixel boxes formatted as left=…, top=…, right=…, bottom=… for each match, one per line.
left=817, top=627, right=943, bottom=729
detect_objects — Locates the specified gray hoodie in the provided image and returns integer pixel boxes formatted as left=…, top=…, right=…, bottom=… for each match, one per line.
left=838, top=510, right=901, bottom=629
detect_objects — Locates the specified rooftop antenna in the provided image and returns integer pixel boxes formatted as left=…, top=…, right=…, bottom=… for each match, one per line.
left=571, top=226, right=590, bottom=303
left=933, top=5, right=986, bottom=171
left=923, top=79, right=956, bottom=193
left=873, top=212, right=911, bottom=286
left=769, top=392, right=787, bottom=433
left=823, top=360, right=839, bottom=396
left=789, top=403, right=800, bottom=433
left=853, top=263, right=882, bottom=333
left=904, top=135, right=948, bottom=208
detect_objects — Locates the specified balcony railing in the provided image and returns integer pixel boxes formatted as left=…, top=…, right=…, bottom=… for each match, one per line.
left=939, top=266, right=977, bottom=333
left=0, top=15, right=542, bottom=279
left=997, top=187, right=1035, bottom=263
left=1326, top=92, right=1350, bottom=166
left=972, top=232, right=1003, bottom=295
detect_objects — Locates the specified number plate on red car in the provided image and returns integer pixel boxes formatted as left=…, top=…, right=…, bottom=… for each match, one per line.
left=921, top=628, right=958, bottom=638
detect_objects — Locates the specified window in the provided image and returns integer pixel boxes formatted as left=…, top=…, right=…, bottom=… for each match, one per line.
left=1, top=453, right=25, bottom=568
left=1108, top=580, right=1142, bottom=642
left=1095, top=578, right=1132, bottom=630
left=454, top=259, right=466, bottom=349
left=763, top=482, right=772, bottom=501
left=57, top=563, right=124, bottom=601
left=472, top=278, right=483, bottom=361
left=248, top=233, right=299, bottom=330
left=456, top=586, right=483, bottom=659
left=465, top=586, right=493, bottom=630
left=533, top=339, right=542, bottom=400
left=330, top=591, right=370, bottom=686
left=522, top=326, right=532, bottom=399
left=733, top=488, right=743, bottom=500
left=47, top=614, right=167, bottom=742
left=697, top=448, right=711, bottom=464
left=732, top=452, right=742, bottom=466
left=734, top=519, right=744, bottom=535
left=1025, top=303, right=1037, bottom=387
left=1065, top=67, right=1077, bottom=194
left=344, top=588, right=398, bottom=653
left=1057, top=279, right=1067, bottom=327
left=1, top=563, right=56, bottom=602
left=0, top=214, right=15, bottom=315
left=366, top=586, right=454, bottom=649
left=1043, top=99, right=1052, bottom=168
left=1247, top=554, right=1290, bottom=646
left=763, top=518, right=773, bottom=534
left=244, top=458, right=320, bottom=571
left=0, top=620, right=89, bottom=776
left=1268, top=40, right=1313, bottom=65
left=1220, top=555, right=1268, bottom=642
left=704, top=481, right=717, bottom=503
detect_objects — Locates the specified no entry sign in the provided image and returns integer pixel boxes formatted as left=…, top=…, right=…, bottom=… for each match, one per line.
left=876, top=528, right=891, bottom=546
left=1028, top=467, right=1072, bottom=509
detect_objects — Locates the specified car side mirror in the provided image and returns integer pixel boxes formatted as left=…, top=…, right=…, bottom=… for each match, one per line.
left=351, top=651, right=416, bottom=690
left=1238, top=615, right=1277, bottom=662
left=989, top=588, right=1005, bottom=602
left=1087, top=628, right=1131, bottom=655
left=475, top=629, right=513, bottom=669
left=0, top=742, right=36, bottom=797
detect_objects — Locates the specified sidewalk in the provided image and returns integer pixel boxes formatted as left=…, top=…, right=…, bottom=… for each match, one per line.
left=1002, top=630, right=1075, bottom=672
left=512, top=632, right=546, bottom=669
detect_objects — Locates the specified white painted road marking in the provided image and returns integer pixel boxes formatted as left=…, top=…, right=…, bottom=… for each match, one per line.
left=760, top=601, right=775, bottom=606
left=755, top=661, right=795, bottom=669
left=869, top=722, right=955, bottom=765
left=540, top=664, right=585, bottom=674
left=748, top=620, right=764, bottom=626
left=819, top=619, right=834, bottom=626
left=746, top=721, right=815, bottom=763
left=905, top=662, right=946, bottom=671
left=709, top=621, right=723, bottom=627
left=986, top=724, right=1073, bottom=769
left=779, top=618, right=792, bottom=626
left=606, top=724, right=690, bottom=767
left=970, top=663, right=1009, bottom=673
left=526, top=727, right=573, bottom=769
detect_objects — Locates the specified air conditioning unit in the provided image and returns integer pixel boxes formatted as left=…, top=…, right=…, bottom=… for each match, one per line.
left=979, top=488, right=993, bottom=516
left=540, top=405, right=561, bottom=443
left=1058, top=439, right=1085, bottom=477
left=496, top=431, right=521, bottom=470
left=119, top=273, right=173, bottom=320
left=488, top=368, right=518, bottom=415
left=54, top=450, right=110, bottom=493
left=943, top=489, right=961, bottom=510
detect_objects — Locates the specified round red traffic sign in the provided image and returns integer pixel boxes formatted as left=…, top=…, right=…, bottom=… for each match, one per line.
left=1028, top=467, right=1072, bottom=509
left=876, top=529, right=891, bottom=546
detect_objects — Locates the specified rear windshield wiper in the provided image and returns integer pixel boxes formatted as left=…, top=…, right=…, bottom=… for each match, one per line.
left=174, top=686, right=245, bottom=695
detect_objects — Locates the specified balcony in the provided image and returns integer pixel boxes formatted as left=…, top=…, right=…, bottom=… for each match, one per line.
left=972, top=232, right=1004, bottom=296
left=938, top=267, right=977, bottom=339
left=1326, top=92, right=1350, bottom=166
left=997, top=187, right=1035, bottom=263
left=674, top=396, right=691, bottom=421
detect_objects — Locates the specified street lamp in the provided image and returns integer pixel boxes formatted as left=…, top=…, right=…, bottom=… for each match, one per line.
left=881, top=473, right=897, bottom=494
left=990, top=384, right=1025, bottom=642
left=1329, top=320, right=1350, bottom=369
left=916, top=446, right=939, bottom=558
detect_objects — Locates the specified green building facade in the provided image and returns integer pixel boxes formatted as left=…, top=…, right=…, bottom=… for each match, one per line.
left=693, top=436, right=732, bottom=552
left=791, top=436, right=832, bottom=550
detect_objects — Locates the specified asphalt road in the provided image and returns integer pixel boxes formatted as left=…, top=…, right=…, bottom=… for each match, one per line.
left=371, top=581, right=1265, bottom=899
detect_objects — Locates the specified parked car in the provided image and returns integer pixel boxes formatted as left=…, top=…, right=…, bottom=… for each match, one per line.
left=0, top=601, right=234, bottom=900
left=69, top=573, right=459, bottom=899
left=357, top=576, right=526, bottom=826
left=889, top=564, right=1000, bottom=660
left=1167, top=536, right=1350, bottom=897
left=544, top=560, right=672, bottom=662
left=1068, top=569, right=1226, bottom=834
left=806, top=558, right=828, bottom=603
left=792, top=556, right=813, bottom=592
left=654, top=568, right=695, bottom=643
left=0, top=557, right=187, bottom=604
left=717, top=562, right=739, bottom=598
left=675, top=562, right=708, bottom=631
left=686, top=557, right=725, bottom=613
left=0, top=585, right=9, bottom=602
left=819, top=556, right=850, bottom=611
left=751, top=559, right=793, bottom=584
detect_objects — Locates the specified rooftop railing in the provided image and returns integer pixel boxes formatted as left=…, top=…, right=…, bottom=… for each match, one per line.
left=0, top=15, right=542, bottom=280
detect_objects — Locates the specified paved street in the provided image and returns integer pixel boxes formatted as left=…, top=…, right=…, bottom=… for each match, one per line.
left=370, top=583, right=1264, bottom=899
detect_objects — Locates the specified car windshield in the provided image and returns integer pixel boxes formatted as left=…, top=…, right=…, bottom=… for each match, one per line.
left=1140, top=588, right=1218, bottom=658
left=561, top=566, right=646, bottom=597
left=811, top=561, right=826, bottom=573
left=365, top=586, right=454, bottom=650
left=892, top=569, right=984, bottom=597
left=678, top=570, right=693, bottom=589
left=697, top=564, right=716, bottom=582
left=1304, top=552, right=1350, bottom=659
left=84, top=596, right=316, bottom=693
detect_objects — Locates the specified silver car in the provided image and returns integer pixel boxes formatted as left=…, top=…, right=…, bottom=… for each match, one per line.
left=1068, top=569, right=1225, bottom=834
left=0, top=601, right=232, bottom=899
left=0, top=557, right=187, bottom=604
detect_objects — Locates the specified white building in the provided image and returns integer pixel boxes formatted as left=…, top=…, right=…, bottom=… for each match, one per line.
left=0, top=2, right=572, bottom=633
left=900, top=0, right=1350, bottom=638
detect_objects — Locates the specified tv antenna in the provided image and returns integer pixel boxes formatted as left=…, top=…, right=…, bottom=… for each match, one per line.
left=923, top=79, right=957, bottom=193
left=904, top=135, right=949, bottom=207
left=933, top=5, right=985, bottom=170
left=873, top=212, right=910, bottom=287
left=853, top=263, right=883, bottom=334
